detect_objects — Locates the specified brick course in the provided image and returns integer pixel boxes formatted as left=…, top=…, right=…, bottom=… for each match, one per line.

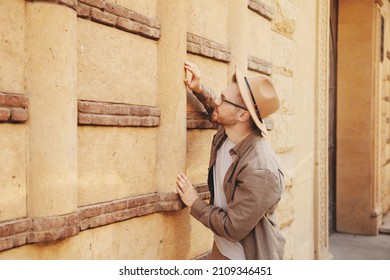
left=26, top=0, right=77, bottom=10
left=0, top=92, right=29, bottom=123
left=248, top=0, right=274, bottom=21
left=248, top=55, right=273, bottom=76
left=0, top=186, right=209, bottom=252
left=78, top=100, right=160, bottom=127
left=76, top=0, right=161, bottom=40
left=187, top=33, right=231, bottom=63
left=187, top=111, right=214, bottom=129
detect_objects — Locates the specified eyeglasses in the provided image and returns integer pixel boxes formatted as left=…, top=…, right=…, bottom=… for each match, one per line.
left=216, top=94, right=247, bottom=110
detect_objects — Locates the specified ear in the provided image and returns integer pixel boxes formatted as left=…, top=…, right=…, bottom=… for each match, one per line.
left=237, top=110, right=251, bottom=122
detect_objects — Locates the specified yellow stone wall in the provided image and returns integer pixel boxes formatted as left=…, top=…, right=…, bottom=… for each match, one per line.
left=0, top=0, right=26, bottom=222
left=337, top=0, right=390, bottom=234
left=0, top=0, right=336, bottom=260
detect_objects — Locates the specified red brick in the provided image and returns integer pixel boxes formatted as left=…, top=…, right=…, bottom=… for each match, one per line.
left=142, top=117, right=159, bottom=127
left=79, top=205, right=103, bottom=219
left=151, top=107, right=161, bottom=117
left=104, top=200, right=127, bottom=213
left=78, top=101, right=105, bottom=114
left=104, top=103, right=129, bottom=115
left=11, top=219, right=32, bottom=235
left=91, top=8, right=117, bottom=27
left=199, top=45, right=214, bottom=58
left=92, top=115, right=119, bottom=126
left=139, top=25, right=160, bottom=40
left=0, top=225, right=10, bottom=238
left=27, top=231, right=54, bottom=244
left=2, top=94, right=19, bottom=107
left=128, top=105, right=142, bottom=116
left=0, top=238, right=13, bottom=252
left=105, top=2, right=129, bottom=18
left=19, top=96, right=29, bottom=108
left=128, top=10, right=151, bottom=26
left=187, top=33, right=195, bottom=42
left=59, top=0, right=77, bottom=9
left=66, top=212, right=81, bottom=226
left=187, top=42, right=201, bottom=54
left=0, top=219, right=31, bottom=238
left=118, top=116, right=131, bottom=126
left=126, top=193, right=159, bottom=209
left=13, top=234, right=28, bottom=247
left=10, top=108, right=28, bottom=122
left=79, top=220, right=90, bottom=231
left=76, top=2, right=91, bottom=18
left=150, top=28, right=161, bottom=39
left=0, top=107, right=11, bottom=121
left=78, top=113, right=93, bottom=124
left=88, top=214, right=115, bottom=228
left=151, top=19, right=161, bottom=29
left=33, top=216, right=66, bottom=231
left=79, top=0, right=105, bottom=9
left=130, top=116, right=142, bottom=126
left=58, top=226, right=79, bottom=240
left=116, top=18, right=137, bottom=33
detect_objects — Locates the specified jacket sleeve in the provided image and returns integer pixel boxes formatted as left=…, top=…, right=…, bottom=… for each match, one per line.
left=192, top=85, right=216, bottom=116
left=190, top=169, right=282, bottom=242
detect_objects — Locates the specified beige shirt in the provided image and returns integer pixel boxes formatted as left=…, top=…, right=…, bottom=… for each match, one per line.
left=213, top=138, right=246, bottom=260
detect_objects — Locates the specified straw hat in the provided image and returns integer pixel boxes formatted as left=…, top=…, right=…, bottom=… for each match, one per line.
left=235, top=66, right=280, bottom=136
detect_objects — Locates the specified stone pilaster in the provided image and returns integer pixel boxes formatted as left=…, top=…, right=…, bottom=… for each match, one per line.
left=25, top=2, right=78, bottom=217
left=314, top=0, right=330, bottom=259
left=227, top=0, right=248, bottom=78
left=156, top=0, right=187, bottom=192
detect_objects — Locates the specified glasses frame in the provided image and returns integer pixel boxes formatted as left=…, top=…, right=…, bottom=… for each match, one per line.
left=217, top=94, right=247, bottom=111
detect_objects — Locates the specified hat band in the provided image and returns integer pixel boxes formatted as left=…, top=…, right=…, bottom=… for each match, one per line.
left=244, top=77, right=263, bottom=123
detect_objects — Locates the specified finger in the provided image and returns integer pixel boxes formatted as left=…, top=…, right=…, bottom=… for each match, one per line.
left=176, top=178, right=184, bottom=188
left=176, top=184, right=184, bottom=195
left=177, top=173, right=186, bottom=182
left=177, top=174, right=187, bottom=186
left=176, top=177, right=186, bottom=189
left=180, top=173, right=191, bottom=186
left=184, top=65, right=199, bottom=77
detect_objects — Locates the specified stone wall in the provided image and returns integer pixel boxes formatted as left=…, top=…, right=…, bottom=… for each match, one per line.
left=0, top=0, right=327, bottom=259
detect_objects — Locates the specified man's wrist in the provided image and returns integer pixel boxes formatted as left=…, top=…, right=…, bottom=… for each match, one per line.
left=193, top=84, right=203, bottom=94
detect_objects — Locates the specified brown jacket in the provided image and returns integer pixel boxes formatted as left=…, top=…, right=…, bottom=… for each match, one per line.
left=190, top=87, right=285, bottom=260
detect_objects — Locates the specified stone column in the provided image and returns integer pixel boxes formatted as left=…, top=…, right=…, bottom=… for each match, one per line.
left=227, top=0, right=248, bottom=78
left=156, top=0, right=187, bottom=192
left=337, top=0, right=380, bottom=235
left=25, top=2, right=78, bottom=217
left=314, top=0, right=331, bottom=259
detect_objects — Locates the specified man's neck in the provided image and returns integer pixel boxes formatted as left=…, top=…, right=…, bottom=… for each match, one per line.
left=224, top=124, right=253, bottom=144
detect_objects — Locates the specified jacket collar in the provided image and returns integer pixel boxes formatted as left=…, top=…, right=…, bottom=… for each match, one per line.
left=229, top=129, right=262, bottom=158
left=209, top=127, right=262, bottom=168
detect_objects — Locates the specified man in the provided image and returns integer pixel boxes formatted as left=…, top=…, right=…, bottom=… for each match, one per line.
left=176, top=61, right=285, bottom=260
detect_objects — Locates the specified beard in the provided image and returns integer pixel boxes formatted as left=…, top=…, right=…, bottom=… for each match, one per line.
left=211, top=109, right=238, bottom=127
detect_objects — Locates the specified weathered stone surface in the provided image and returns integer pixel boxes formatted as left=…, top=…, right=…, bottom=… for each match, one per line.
left=271, top=0, right=296, bottom=39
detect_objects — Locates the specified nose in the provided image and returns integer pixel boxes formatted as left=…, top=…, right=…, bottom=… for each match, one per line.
left=214, top=95, right=222, bottom=107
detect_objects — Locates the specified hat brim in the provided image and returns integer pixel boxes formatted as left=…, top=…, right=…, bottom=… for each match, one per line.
left=235, top=66, right=268, bottom=135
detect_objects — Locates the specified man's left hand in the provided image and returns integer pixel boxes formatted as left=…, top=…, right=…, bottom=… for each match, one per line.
left=176, top=173, right=199, bottom=208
